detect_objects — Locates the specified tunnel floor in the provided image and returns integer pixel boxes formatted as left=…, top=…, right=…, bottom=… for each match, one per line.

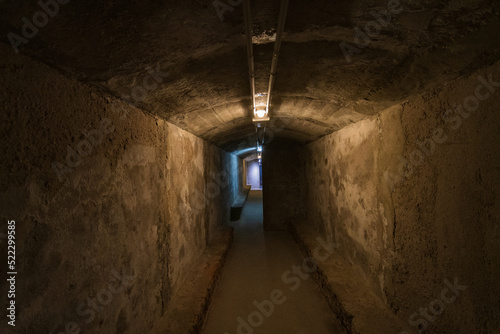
left=203, top=192, right=345, bottom=334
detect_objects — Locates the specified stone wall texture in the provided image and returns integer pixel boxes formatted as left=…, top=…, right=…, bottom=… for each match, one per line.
left=300, top=61, right=500, bottom=333
left=0, top=43, right=239, bottom=333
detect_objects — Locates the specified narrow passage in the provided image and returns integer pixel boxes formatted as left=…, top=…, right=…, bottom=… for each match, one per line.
left=203, top=192, right=345, bottom=334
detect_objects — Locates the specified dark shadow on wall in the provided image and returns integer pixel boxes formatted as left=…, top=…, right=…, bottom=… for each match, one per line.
left=262, top=139, right=306, bottom=231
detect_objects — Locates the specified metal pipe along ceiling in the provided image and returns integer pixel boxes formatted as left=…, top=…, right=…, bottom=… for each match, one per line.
left=266, top=0, right=289, bottom=114
left=243, top=0, right=256, bottom=112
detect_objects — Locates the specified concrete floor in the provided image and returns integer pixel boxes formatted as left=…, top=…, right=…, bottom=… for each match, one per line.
left=203, top=192, right=345, bottom=334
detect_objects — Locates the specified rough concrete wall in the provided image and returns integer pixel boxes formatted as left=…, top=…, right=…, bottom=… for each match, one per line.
left=303, top=108, right=398, bottom=300
left=227, top=153, right=244, bottom=205
left=164, top=125, right=234, bottom=296
left=203, top=143, right=241, bottom=245
left=0, top=44, right=233, bottom=333
left=388, top=63, right=500, bottom=333
left=262, top=140, right=306, bottom=231
left=301, top=61, right=500, bottom=333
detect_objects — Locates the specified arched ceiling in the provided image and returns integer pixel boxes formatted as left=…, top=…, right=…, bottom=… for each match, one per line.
left=1, top=0, right=499, bottom=152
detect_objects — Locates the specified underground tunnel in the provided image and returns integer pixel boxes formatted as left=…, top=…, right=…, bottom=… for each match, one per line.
left=0, top=0, right=499, bottom=333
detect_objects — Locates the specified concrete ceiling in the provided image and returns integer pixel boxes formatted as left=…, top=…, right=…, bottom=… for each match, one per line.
left=1, top=0, right=499, bottom=152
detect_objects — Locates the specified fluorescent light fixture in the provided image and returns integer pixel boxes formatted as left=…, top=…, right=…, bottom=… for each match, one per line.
left=256, top=109, right=266, bottom=118
left=257, top=146, right=262, bottom=152
left=252, top=106, right=269, bottom=122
